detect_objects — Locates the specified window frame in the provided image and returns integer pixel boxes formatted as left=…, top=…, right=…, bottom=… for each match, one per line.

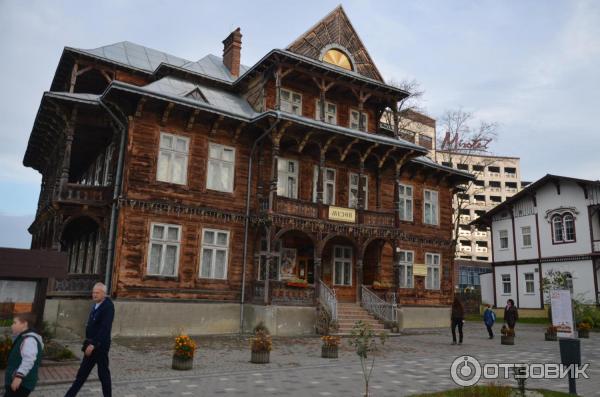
left=315, top=99, right=338, bottom=125
left=280, top=88, right=302, bottom=115
left=332, top=245, right=353, bottom=286
left=206, top=143, right=236, bottom=193
left=499, top=229, right=509, bottom=250
left=277, top=158, right=299, bottom=199
left=199, top=228, right=230, bottom=280
left=156, top=132, right=190, bottom=185
left=313, top=166, right=336, bottom=205
left=521, top=226, right=532, bottom=248
left=425, top=252, right=441, bottom=290
left=551, top=213, right=576, bottom=244
left=524, top=272, right=535, bottom=294
left=348, top=172, right=368, bottom=209
left=349, top=108, right=368, bottom=132
left=147, top=222, right=181, bottom=278
left=398, top=184, right=414, bottom=222
left=423, top=189, right=439, bottom=225
left=501, top=274, right=511, bottom=294
left=398, top=250, right=414, bottom=288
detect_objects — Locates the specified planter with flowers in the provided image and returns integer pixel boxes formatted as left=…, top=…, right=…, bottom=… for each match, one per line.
left=250, top=323, right=272, bottom=364
left=545, top=325, right=558, bottom=341
left=501, top=325, right=515, bottom=345
left=171, top=334, right=196, bottom=370
left=321, top=335, right=340, bottom=358
left=286, top=278, right=309, bottom=288
left=577, top=322, right=591, bottom=339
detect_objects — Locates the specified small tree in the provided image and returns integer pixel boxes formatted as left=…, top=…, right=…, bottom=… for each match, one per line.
left=348, top=320, right=387, bottom=397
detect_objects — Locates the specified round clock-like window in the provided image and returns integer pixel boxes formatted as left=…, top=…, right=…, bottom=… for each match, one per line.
left=322, top=49, right=353, bottom=71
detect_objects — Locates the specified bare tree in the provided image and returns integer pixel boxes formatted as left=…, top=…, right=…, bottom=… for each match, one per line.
left=436, top=109, right=499, bottom=269
left=381, top=79, right=426, bottom=138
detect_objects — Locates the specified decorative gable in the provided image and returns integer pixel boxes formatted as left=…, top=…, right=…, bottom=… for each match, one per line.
left=286, top=5, right=384, bottom=82
left=185, top=87, right=207, bottom=102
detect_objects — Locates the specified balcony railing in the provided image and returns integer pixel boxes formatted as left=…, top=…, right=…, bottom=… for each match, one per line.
left=474, top=231, right=488, bottom=238
left=458, top=230, right=471, bottom=236
left=460, top=246, right=472, bottom=252
left=361, top=210, right=395, bottom=227
left=253, top=280, right=315, bottom=306
left=505, top=173, right=517, bottom=179
left=275, top=197, right=319, bottom=218
left=476, top=246, right=488, bottom=253
left=58, top=183, right=112, bottom=205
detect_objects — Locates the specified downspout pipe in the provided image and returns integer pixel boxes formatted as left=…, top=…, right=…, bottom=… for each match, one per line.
left=99, top=100, right=127, bottom=295
left=240, top=115, right=280, bottom=334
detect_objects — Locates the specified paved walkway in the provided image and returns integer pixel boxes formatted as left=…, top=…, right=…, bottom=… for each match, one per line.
left=31, top=323, right=600, bottom=396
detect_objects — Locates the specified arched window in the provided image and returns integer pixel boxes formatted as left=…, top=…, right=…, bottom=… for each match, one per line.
left=322, top=48, right=353, bottom=71
left=551, top=212, right=576, bottom=243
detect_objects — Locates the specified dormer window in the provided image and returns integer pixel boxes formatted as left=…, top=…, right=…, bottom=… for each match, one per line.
left=315, top=100, right=337, bottom=125
left=280, top=88, right=302, bottom=115
left=323, top=48, right=353, bottom=71
left=350, top=109, right=368, bottom=132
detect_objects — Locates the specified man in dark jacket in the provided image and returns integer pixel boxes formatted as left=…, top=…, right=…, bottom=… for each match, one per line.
left=65, top=282, right=114, bottom=397
left=504, top=299, right=519, bottom=333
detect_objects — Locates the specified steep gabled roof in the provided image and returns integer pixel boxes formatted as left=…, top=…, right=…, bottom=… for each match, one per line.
left=286, top=5, right=384, bottom=82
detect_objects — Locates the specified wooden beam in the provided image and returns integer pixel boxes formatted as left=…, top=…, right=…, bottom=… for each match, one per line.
left=360, top=143, right=379, bottom=163
left=69, top=63, right=78, bottom=93
left=298, top=130, right=314, bottom=153
left=100, top=70, right=113, bottom=83
left=378, top=147, right=395, bottom=169
left=160, top=102, right=175, bottom=126
left=186, top=109, right=199, bottom=131
left=233, top=122, right=247, bottom=143
left=322, top=136, right=336, bottom=154
left=209, top=115, right=224, bottom=135
left=134, top=97, right=147, bottom=118
left=75, top=65, right=93, bottom=77
left=340, top=139, right=358, bottom=162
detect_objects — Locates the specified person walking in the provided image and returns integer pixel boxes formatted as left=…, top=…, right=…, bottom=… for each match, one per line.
left=504, top=299, right=519, bottom=334
left=483, top=304, right=496, bottom=339
left=451, top=297, right=465, bottom=345
left=4, top=313, right=43, bottom=397
left=65, top=282, right=115, bottom=397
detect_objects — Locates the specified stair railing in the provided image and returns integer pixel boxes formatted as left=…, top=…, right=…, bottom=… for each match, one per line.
left=318, top=280, right=337, bottom=321
left=361, top=285, right=397, bottom=323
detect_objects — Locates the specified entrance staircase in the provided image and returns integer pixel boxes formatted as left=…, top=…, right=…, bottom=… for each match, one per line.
left=335, top=302, right=385, bottom=334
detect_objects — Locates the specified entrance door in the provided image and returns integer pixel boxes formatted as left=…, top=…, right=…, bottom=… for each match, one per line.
left=297, top=257, right=314, bottom=284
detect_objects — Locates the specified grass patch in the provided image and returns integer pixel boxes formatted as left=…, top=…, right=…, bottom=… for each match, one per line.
left=410, top=385, right=573, bottom=396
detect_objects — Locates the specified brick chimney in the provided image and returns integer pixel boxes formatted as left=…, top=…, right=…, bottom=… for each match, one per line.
left=222, top=27, right=242, bottom=78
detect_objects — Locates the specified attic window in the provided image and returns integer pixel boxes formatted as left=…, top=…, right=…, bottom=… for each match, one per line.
left=186, top=88, right=207, bottom=102
left=323, top=49, right=353, bottom=71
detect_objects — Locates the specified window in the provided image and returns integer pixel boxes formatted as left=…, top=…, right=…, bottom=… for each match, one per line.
left=398, top=250, right=414, bottom=288
left=419, top=134, right=433, bottom=149
left=551, top=213, right=576, bottom=243
left=280, top=88, right=302, bottom=115
left=316, top=100, right=337, bottom=125
left=502, top=274, right=511, bottom=294
left=349, top=109, right=368, bottom=132
left=277, top=158, right=298, bottom=199
left=148, top=223, right=180, bottom=277
left=425, top=253, right=440, bottom=289
left=525, top=273, right=535, bottom=293
left=157, top=133, right=189, bottom=185
left=348, top=173, right=368, bottom=209
left=323, top=48, right=353, bottom=70
left=313, top=166, right=336, bottom=205
left=257, top=239, right=281, bottom=281
left=333, top=246, right=352, bottom=286
left=398, top=184, right=413, bottom=221
left=521, top=226, right=532, bottom=247
left=423, top=190, right=439, bottom=225
left=207, top=143, right=235, bottom=192
left=499, top=230, right=509, bottom=249
left=200, top=229, right=229, bottom=279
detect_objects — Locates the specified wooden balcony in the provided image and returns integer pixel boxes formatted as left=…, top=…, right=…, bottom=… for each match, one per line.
left=58, top=183, right=112, bottom=206
left=273, top=196, right=398, bottom=228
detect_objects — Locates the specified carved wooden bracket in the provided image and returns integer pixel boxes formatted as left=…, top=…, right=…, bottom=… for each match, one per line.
left=134, top=97, right=147, bottom=118
left=160, top=103, right=174, bottom=126
left=186, top=109, right=200, bottom=131
left=340, top=138, right=358, bottom=162
left=298, top=130, right=314, bottom=153
left=209, top=115, right=225, bottom=135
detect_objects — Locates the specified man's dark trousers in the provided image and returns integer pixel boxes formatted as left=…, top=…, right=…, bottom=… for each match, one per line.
left=65, top=348, right=111, bottom=397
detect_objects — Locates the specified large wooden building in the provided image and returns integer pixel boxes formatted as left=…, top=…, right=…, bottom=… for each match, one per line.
left=24, top=6, right=472, bottom=335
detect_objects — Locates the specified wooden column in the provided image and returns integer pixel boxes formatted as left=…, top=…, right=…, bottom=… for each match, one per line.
left=394, top=167, right=401, bottom=228
left=314, top=256, right=322, bottom=299
left=357, top=162, right=365, bottom=211
left=392, top=108, right=399, bottom=136
left=376, top=168, right=382, bottom=210
left=274, top=68, right=282, bottom=111
left=317, top=153, right=325, bottom=217
left=268, top=139, right=280, bottom=213
left=264, top=229, right=272, bottom=305
left=59, top=108, right=77, bottom=195
left=392, top=240, right=400, bottom=290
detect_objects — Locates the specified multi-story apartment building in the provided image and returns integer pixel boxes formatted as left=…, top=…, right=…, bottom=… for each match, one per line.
left=474, top=175, right=600, bottom=308
left=23, top=6, right=472, bottom=335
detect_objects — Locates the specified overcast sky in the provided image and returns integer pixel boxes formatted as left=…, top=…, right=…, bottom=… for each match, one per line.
left=1, top=0, right=599, bottom=248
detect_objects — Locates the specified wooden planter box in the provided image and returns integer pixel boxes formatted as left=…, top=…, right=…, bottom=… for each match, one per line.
left=321, top=344, right=339, bottom=358
left=501, top=335, right=515, bottom=345
left=544, top=332, right=558, bottom=341
left=578, top=329, right=590, bottom=339
left=251, top=350, right=270, bottom=364
left=171, top=355, right=193, bottom=370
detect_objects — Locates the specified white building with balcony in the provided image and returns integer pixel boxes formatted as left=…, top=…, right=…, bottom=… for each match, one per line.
left=474, top=175, right=600, bottom=308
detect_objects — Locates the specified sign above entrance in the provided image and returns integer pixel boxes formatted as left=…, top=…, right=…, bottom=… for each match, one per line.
left=328, top=206, right=356, bottom=223
left=412, top=264, right=428, bottom=277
